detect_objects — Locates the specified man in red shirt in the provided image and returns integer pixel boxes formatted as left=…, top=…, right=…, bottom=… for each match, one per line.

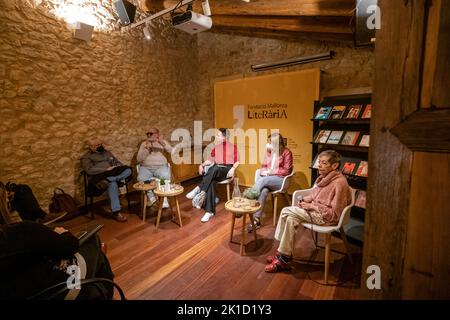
left=186, top=128, right=239, bottom=222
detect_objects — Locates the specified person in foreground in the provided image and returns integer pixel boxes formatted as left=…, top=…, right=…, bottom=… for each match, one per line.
left=81, top=137, right=131, bottom=222
left=186, top=128, right=239, bottom=223
left=0, top=183, right=114, bottom=300
left=247, top=133, right=293, bottom=232
left=265, top=150, right=351, bottom=273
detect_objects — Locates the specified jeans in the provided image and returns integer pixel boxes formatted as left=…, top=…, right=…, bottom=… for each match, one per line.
left=253, top=175, right=283, bottom=218
left=137, top=165, right=170, bottom=201
left=106, top=168, right=132, bottom=213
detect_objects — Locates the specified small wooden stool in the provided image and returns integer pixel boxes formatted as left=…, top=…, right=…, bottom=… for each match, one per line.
left=225, top=198, right=261, bottom=256
left=133, top=181, right=157, bottom=222
left=153, top=184, right=184, bottom=229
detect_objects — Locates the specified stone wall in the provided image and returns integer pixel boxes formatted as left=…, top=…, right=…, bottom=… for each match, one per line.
left=0, top=0, right=200, bottom=208
left=196, top=32, right=374, bottom=127
left=0, top=0, right=374, bottom=210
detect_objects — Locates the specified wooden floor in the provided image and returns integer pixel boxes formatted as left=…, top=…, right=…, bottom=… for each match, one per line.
left=63, top=180, right=363, bottom=300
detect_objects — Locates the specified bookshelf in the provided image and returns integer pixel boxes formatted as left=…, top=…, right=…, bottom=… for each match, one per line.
left=311, top=93, right=371, bottom=243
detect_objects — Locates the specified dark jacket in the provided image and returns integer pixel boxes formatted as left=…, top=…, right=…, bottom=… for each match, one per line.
left=0, top=221, right=78, bottom=299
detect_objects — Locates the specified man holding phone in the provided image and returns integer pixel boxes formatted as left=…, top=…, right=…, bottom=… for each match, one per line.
left=137, top=128, right=172, bottom=208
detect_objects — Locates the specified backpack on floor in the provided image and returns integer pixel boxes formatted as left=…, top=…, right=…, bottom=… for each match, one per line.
left=6, top=182, right=47, bottom=221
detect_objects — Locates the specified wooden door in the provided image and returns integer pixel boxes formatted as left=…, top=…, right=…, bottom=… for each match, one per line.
left=362, top=0, right=450, bottom=299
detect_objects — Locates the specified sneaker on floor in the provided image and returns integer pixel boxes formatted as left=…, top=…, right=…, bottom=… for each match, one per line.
left=201, top=212, right=214, bottom=223
left=38, top=212, right=68, bottom=226
left=162, top=197, right=170, bottom=208
left=247, top=217, right=261, bottom=233
left=192, top=191, right=206, bottom=209
left=147, top=196, right=156, bottom=207
left=186, top=186, right=200, bottom=199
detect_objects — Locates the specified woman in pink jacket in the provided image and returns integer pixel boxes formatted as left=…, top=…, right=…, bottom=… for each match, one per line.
left=265, top=150, right=351, bottom=273
left=247, top=133, right=293, bottom=232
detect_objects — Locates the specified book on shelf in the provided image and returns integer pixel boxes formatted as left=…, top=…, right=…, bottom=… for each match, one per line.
left=314, top=130, right=332, bottom=144
left=326, top=130, right=344, bottom=144
left=359, top=134, right=370, bottom=147
left=355, top=190, right=366, bottom=208
left=312, top=154, right=320, bottom=169
left=355, top=161, right=369, bottom=177
left=329, top=105, right=346, bottom=120
left=341, top=131, right=360, bottom=146
left=344, top=105, right=363, bottom=119
left=315, top=106, right=332, bottom=120
left=361, top=104, right=372, bottom=119
left=342, top=161, right=357, bottom=175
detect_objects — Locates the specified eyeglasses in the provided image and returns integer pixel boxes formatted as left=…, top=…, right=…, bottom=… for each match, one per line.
left=147, top=132, right=157, bottom=136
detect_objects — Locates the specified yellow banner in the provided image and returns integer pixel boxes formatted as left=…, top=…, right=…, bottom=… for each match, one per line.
left=214, top=69, right=320, bottom=192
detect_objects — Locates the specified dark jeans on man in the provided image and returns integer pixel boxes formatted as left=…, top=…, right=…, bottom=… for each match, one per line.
left=200, top=164, right=232, bottom=214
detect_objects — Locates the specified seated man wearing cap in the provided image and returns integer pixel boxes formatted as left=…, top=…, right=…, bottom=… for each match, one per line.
left=137, top=128, right=172, bottom=208
left=81, top=138, right=131, bottom=222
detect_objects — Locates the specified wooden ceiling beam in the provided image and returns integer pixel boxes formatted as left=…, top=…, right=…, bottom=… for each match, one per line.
left=209, top=27, right=354, bottom=42
left=211, top=15, right=353, bottom=35
left=142, top=0, right=356, bottom=17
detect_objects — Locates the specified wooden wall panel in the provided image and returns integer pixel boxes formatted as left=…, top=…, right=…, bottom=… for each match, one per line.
left=431, top=1, right=450, bottom=108
left=362, top=0, right=427, bottom=299
left=402, top=153, right=450, bottom=299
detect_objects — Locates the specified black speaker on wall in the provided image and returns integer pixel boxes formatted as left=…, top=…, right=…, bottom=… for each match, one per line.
left=114, top=0, right=136, bottom=26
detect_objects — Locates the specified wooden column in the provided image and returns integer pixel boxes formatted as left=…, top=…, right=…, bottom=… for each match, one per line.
left=363, top=0, right=450, bottom=299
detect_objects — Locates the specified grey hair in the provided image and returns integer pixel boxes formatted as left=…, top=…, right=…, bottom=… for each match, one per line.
left=318, top=150, right=342, bottom=166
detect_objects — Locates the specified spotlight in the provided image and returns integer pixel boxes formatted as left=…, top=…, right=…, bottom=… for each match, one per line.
left=143, top=25, right=151, bottom=40
left=202, top=0, right=211, bottom=16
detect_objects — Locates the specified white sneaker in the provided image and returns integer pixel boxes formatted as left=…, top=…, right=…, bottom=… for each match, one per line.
left=201, top=212, right=214, bottom=223
left=162, top=197, right=170, bottom=208
left=186, top=186, right=200, bottom=199
left=215, top=196, right=220, bottom=204
left=147, top=196, right=156, bottom=207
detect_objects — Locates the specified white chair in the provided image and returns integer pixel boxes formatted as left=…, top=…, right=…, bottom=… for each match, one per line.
left=217, top=163, right=239, bottom=201
left=254, top=168, right=296, bottom=226
left=293, top=187, right=356, bottom=284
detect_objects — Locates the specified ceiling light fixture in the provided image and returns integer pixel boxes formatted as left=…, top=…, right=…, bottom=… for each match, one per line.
left=251, top=51, right=335, bottom=72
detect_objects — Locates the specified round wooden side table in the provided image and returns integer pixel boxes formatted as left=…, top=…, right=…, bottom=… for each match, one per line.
left=225, top=198, right=261, bottom=256
left=153, top=184, right=184, bottom=229
left=133, top=181, right=157, bottom=222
